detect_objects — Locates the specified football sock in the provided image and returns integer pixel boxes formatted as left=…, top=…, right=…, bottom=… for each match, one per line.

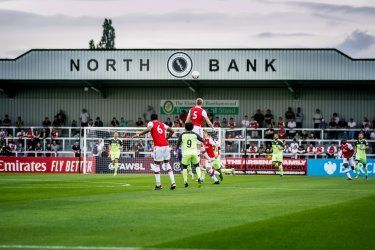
left=210, top=175, right=219, bottom=182
left=201, top=167, right=206, bottom=180
left=221, top=169, right=232, bottom=174
left=196, top=166, right=202, bottom=180
left=167, top=169, right=175, bottom=184
left=364, top=166, right=368, bottom=176
left=182, top=169, right=188, bottom=183
left=355, top=164, right=360, bottom=175
left=154, top=172, right=161, bottom=186
left=345, top=168, right=352, bottom=178
left=114, top=163, right=119, bottom=175
left=279, top=164, right=284, bottom=176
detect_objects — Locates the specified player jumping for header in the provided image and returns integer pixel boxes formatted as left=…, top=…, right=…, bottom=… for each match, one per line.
left=177, top=122, right=204, bottom=187
left=185, top=98, right=214, bottom=184
left=134, top=114, right=176, bottom=190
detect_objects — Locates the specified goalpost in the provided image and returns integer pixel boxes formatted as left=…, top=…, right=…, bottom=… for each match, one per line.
left=82, top=127, right=223, bottom=174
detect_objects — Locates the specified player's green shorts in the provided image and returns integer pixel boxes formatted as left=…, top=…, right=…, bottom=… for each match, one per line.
left=272, top=154, right=283, bottom=163
left=181, top=154, right=199, bottom=166
left=355, top=157, right=366, bottom=166
left=111, top=151, right=120, bottom=161
left=212, top=158, right=221, bottom=170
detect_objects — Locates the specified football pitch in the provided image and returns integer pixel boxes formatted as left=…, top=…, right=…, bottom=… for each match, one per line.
left=0, top=174, right=374, bottom=250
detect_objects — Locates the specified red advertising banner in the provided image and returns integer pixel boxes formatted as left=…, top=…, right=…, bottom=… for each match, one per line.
left=0, top=157, right=95, bottom=174
left=223, top=157, right=307, bottom=175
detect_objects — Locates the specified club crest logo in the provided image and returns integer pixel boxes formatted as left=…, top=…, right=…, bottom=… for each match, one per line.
left=167, top=52, right=193, bottom=78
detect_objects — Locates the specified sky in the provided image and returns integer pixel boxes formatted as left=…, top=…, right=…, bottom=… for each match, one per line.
left=0, top=0, right=375, bottom=58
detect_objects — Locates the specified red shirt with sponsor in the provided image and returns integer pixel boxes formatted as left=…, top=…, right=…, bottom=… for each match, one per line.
left=148, top=121, right=169, bottom=147
left=248, top=146, right=258, bottom=153
left=189, top=106, right=207, bottom=127
left=340, top=143, right=354, bottom=158
left=307, top=146, right=316, bottom=154
left=229, top=120, right=236, bottom=129
left=203, top=138, right=216, bottom=158
left=213, top=121, right=220, bottom=127
left=316, top=146, right=325, bottom=154
left=250, top=120, right=259, bottom=129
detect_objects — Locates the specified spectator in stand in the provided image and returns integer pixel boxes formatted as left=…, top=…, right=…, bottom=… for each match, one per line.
left=221, top=117, right=228, bottom=128
left=265, top=144, right=272, bottom=159
left=88, top=119, right=94, bottom=127
left=308, top=132, right=317, bottom=146
left=51, top=129, right=59, bottom=141
left=173, top=116, right=182, bottom=127
left=3, top=115, right=11, bottom=126
left=207, top=109, right=214, bottom=123
left=285, top=107, right=295, bottom=122
left=249, top=116, right=259, bottom=138
left=253, top=109, right=264, bottom=127
left=136, top=117, right=144, bottom=127
left=213, top=116, right=221, bottom=127
left=110, top=117, right=119, bottom=127
left=277, top=116, right=285, bottom=128
left=277, top=126, right=286, bottom=140
left=56, top=109, right=67, bottom=126
left=264, top=124, right=274, bottom=147
left=42, top=117, right=52, bottom=127
left=363, top=124, right=371, bottom=139
left=370, top=128, right=375, bottom=153
left=8, top=139, right=17, bottom=156
left=80, top=108, right=90, bottom=127
left=326, top=143, right=338, bottom=158
left=347, top=118, right=357, bottom=139
left=94, top=117, right=104, bottom=127
left=15, top=116, right=24, bottom=128
left=16, top=129, right=25, bottom=147
left=295, top=107, right=304, bottom=128
left=247, top=142, right=258, bottom=158
left=179, top=110, right=188, bottom=124
left=331, top=113, right=340, bottom=124
left=1, top=143, right=13, bottom=156
left=306, top=143, right=316, bottom=158
left=72, top=141, right=81, bottom=157
left=313, top=109, right=323, bottom=128
left=35, top=142, right=42, bottom=157
left=229, top=117, right=236, bottom=129
left=287, top=118, right=297, bottom=139
left=119, top=117, right=128, bottom=127
left=316, top=144, right=325, bottom=158
left=264, top=109, right=274, bottom=126
left=241, top=115, right=250, bottom=128
left=52, top=116, right=60, bottom=127
left=289, top=139, right=299, bottom=159
left=338, top=118, right=348, bottom=139
left=362, top=117, right=370, bottom=128
left=165, top=117, right=172, bottom=127
left=25, top=129, right=33, bottom=148
left=258, top=144, right=265, bottom=157
left=71, top=120, right=79, bottom=137
left=33, top=130, right=41, bottom=148
left=51, top=140, right=60, bottom=156
left=45, top=143, right=52, bottom=157
left=328, top=117, right=338, bottom=139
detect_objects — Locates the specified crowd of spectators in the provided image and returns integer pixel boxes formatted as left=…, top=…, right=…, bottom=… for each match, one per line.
left=1, top=107, right=375, bottom=156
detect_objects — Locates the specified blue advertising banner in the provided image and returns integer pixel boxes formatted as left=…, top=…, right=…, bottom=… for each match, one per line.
left=307, top=159, right=375, bottom=177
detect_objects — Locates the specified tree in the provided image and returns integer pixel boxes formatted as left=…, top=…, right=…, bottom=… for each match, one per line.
left=88, top=18, right=116, bottom=49
left=89, top=39, right=95, bottom=50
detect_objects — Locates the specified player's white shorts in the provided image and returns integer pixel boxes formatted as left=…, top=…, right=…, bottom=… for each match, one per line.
left=202, top=153, right=214, bottom=168
left=192, top=126, right=203, bottom=138
left=153, top=146, right=170, bottom=162
left=342, top=157, right=355, bottom=166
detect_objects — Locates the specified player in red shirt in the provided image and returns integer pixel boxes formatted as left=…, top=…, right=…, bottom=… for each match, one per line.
left=339, top=139, right=355, bottom=180
left=185, top=98, right=214, bottom=183
left=135, top=114, right=176, bottom=190
left=202, top=131, right=221, bottom=184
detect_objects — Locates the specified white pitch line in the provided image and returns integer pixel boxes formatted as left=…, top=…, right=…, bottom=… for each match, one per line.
left=206, top=186, right=375, bottom=192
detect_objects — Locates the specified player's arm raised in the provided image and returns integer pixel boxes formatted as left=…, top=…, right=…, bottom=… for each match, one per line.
left=204, top=116, right=214, bottom=130
left=185, top=112, right=191, bottom=124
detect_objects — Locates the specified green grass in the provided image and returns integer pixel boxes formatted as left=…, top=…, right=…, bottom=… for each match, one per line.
left=0, top=174, right=374, bottom=250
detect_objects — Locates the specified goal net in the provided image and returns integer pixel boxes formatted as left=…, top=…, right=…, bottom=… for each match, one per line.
left=82, top=127, right=223, bottom=174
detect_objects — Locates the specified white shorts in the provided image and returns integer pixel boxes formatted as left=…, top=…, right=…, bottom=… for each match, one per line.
left=153, top=146, right=170, bottom=162
left=342, top=157, right=355, bottom=166
left=192, top=126, right=203, bottom=138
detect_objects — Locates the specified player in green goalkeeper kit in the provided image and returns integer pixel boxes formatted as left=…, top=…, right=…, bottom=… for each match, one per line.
left=177, top=122, right=204, bottom=187
left=354, top=132, right=369, bottom=180
left=272, top=133, right=285, bottom=177
left=109, top=131, right=122, bottom=176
